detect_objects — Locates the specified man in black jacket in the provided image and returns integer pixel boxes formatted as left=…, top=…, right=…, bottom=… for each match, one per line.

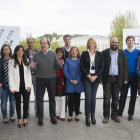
left=25, top=37, right=38, bottom=117
left=102, top=37, right=128, bottom=123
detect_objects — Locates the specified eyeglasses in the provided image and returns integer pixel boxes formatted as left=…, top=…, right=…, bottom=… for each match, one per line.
left=111, top=42, right=118, bottom=44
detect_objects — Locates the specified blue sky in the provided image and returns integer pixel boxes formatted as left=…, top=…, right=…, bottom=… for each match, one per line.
left=0, top=0, right=140, bottom=38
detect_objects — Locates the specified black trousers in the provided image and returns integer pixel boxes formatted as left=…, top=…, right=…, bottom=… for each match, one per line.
left=118, top=75, right=138, bottom=116
left=36, top=77, right=56, bottom=120
left=14, top=88, right=30, bottom=119
left=68, top=92, right=81, bottom=116
left=103, top=76, right=121, bottom=118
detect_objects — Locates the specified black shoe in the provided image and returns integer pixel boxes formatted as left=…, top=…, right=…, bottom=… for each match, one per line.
left=67, top=117, right=72, bottom=122
left=79, top=111, right=82, bottom=114
left=38, top=119, right=43, bottom=126
left=10, top=118, right=15, bottom=122
left=23, top=119, right=28, bottom=127
left=128, top=115, right=133, bottom=121
left=75, top=116, right=80, bottom=121
left=91, top=115, right=96, bottom=125
left=86, top=116, right=90, bottom=126
left=18, top=124, right=23, bottom=128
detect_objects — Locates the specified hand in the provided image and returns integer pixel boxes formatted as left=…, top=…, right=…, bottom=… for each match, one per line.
left=11, top=91, right=15, bottom=94
left=124, top=81, right=127, bottom=84
left=0, top=83, right=2, bottom=88
left=30, top=62, right=37, bottom=67
left=58, top=59, right=64, bottom=65
left=27, top=87, right=31, bottom=92
left=90, top=75, right=97, bottom=82
left=73, top=80, right=78, bottom=85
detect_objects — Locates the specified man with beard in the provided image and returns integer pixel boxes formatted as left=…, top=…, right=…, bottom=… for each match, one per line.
left=25, top=38, right=38, bottom=117
left=102, top=37, right=128, bottom=123
left=118, top=36, right=139, bottom=121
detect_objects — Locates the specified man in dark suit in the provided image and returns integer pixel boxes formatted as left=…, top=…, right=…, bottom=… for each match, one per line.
left=25, top=37, right=38, bottom=117
left=102, top=37, right=128, bottom=123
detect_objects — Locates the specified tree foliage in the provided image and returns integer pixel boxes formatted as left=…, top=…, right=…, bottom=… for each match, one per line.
left=109, top=10, right=139, bottom=49
left=50, top=41, right=61, bottom=51
left=78, top=46, right=87, bottom=54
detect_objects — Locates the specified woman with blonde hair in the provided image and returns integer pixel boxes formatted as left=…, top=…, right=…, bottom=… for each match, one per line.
left=80, top=38, right=104, bottom=126
left=63, top=46, right=84, bottom=122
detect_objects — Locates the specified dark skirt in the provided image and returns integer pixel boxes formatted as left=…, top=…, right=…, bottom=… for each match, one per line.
left=55, top=77, right=65, bottom=97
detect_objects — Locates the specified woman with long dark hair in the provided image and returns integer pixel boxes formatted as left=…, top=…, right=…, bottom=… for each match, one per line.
left=0, top=44, right=14, bottom=123
left=8, top=45, right=32, bottom=128
left=55, top=48, right=65, bottom=121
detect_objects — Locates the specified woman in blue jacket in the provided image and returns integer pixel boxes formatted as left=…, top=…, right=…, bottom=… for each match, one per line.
left=63, top=46, right=84, bottom=122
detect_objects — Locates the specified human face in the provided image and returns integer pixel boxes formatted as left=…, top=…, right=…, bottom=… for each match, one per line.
left=64, top=37, right=71, bottom=47
left=126, top=37, right=134, bottom=48
left=16, top=47, right=24, bottom=57
left=57, top=51, right=63, bottom=59
left=3, top=46, right=10, bottom=56
left=27, top=38, right=35, bottom=50
left=110, top=38, right=119, bottom=51
left=88, top=40, right=95, bottom=50
left=71, top=48, right=78, bottom=58
left=40, top=39, right=49, bottom=53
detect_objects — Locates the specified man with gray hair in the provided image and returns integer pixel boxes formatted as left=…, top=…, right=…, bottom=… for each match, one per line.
left=30, top=38, right=64, bottom=126
left=102, top=37, right=128, bottom=123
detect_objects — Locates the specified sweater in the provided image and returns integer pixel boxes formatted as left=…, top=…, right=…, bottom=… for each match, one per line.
left=124, top=48, right=139, bottom=76
left=32, top=50, right=62, bottom=78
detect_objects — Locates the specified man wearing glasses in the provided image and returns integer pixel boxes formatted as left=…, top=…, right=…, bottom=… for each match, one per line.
left=118, top=36, right=139, bottom=121
left=25, top=37, right=38, bottom=118
left=102, top=37, right=128, bottom=123
left=30, top=38, right=64, bottom=126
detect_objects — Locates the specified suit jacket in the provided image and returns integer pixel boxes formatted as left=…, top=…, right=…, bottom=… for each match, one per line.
left=102, top=48, right=128, bottom=86
left=8, top=59, right=32, bottom=92
left=80, top=51, right=104, bottom=83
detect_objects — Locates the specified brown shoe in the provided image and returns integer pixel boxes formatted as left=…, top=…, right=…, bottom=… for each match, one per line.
left=38, top=119, right=43, bottom=126
left=111, top=116, right=121, bottom=123
left=51, top=118, right=57, bottom=125
left=102, top=117, right=109, bottom=123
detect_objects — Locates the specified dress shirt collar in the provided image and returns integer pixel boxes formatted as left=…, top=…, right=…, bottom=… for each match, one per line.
left=41, top=49, right=49, bottom=55
left=127, top=47, right=134, bottom=53
left=110, top=49, right=118, bottom=54
left=65, top=46, right=72, bottom=52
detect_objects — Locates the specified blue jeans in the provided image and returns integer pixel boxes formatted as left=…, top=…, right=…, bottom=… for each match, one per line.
left=83, top=79, right=99, bottom=117
left=0, top=87, right=3, bottom=103
left=1, top=84, right=15, bottom=119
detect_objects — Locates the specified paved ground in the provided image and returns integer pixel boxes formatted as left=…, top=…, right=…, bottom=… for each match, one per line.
left=0, top=97, right=140, bottom=140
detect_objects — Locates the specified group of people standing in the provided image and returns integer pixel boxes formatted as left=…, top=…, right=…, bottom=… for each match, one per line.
left=0, top=34, right=140, bottom=128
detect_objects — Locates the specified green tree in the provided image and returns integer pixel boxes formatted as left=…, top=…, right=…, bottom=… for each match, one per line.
left=109, top=10, right=139, bottom=49
left=50, top=41, right=61, bottom=51
left=78, top=46, right=87, bottom=54
left=19, top=40, right=28, bottom=50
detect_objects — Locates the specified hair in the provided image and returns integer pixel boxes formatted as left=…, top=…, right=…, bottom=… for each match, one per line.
left=126, top=36, right=135, bottom=42
left=55, top=48, right=65, bottom=60
left=63, top=34, right=71, bottom=40
left=40, top=38, right=50, bottom=48
left=0, top=44, right=12, bottom=58
left=69, top=46, right=81, bottom=58
left=110, top=37, right=119, bottom=45
left=86, top=38, right=97, bottom=50
left=12, top=45, right=29, bottom=68
left=27, top=37, right=35, bottom=43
